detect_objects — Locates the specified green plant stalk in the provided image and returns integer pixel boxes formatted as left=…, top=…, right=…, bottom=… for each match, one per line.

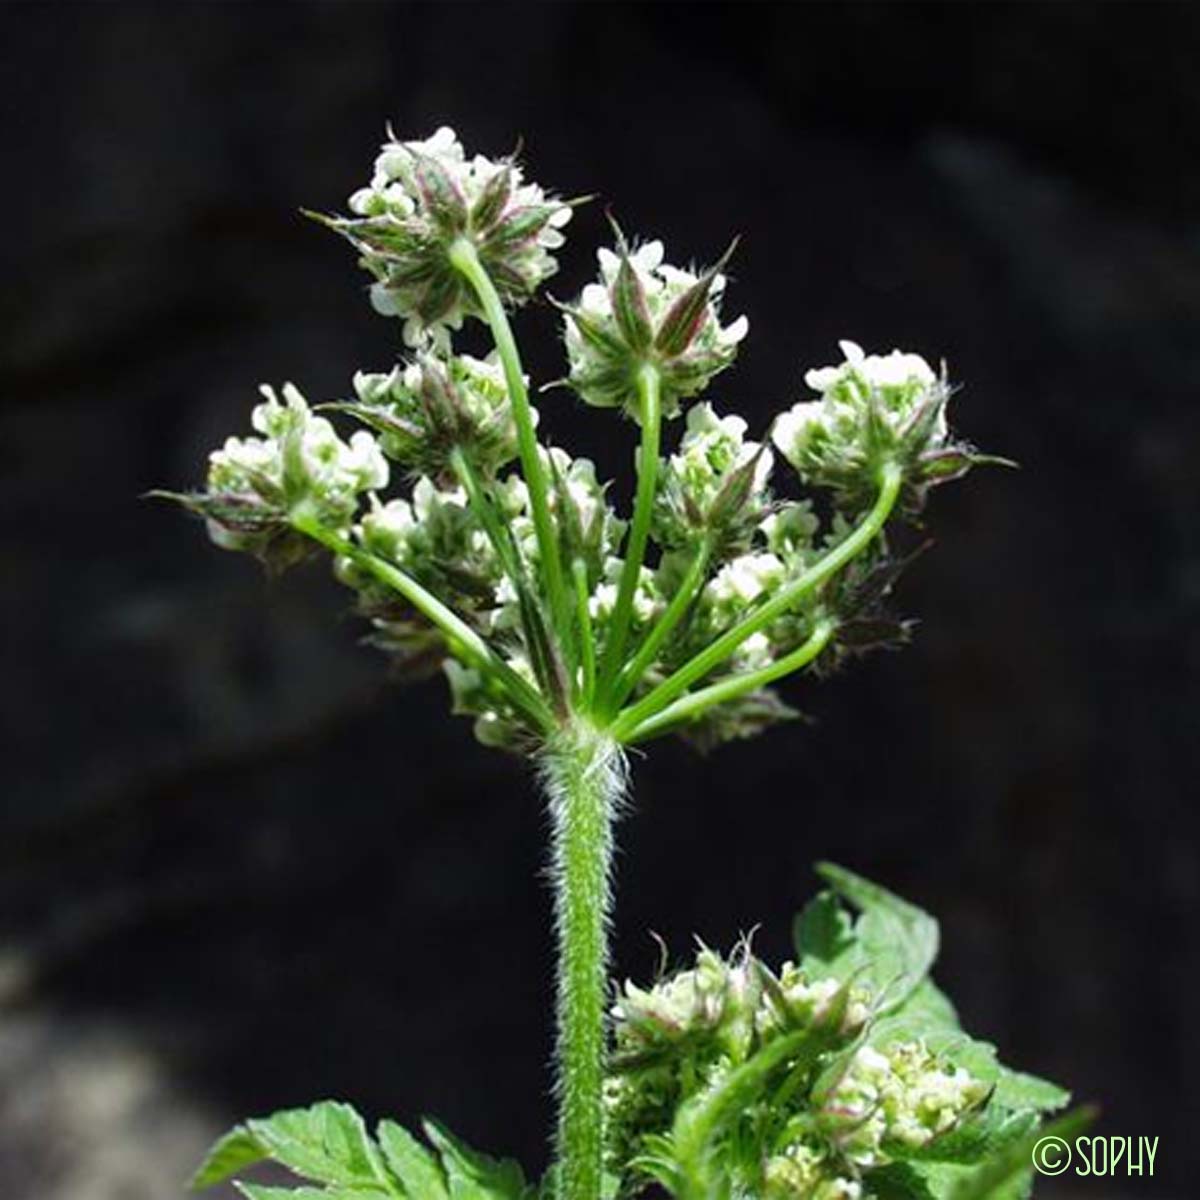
left=450, top=446, right=523, bottom=585
left=598, top=363, right=662, bottom=706
left=607, top=541, right=711, bottom=714
left=613, top=463, right=903, bottom=735
left=620, top=618, right=835, bottom=744
left=448, top=238, right=573, bottom=660
left=290, top=509, right=552, bottom=733
left=451, top=447, right=567, bottom=710
left=541, top=722, right=624, bottom=1200
left=573, top=559, right=597, bottom=707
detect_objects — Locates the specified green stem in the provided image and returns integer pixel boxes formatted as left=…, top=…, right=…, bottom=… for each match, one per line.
left=606, top=541, right=711, bottom=715
left=290, top=510, right=552, bottom=733
left=598, top=363, right=662, bottom=703
left=618, top=618, right=834, bottom=744
left=542, top=723, right=624, bottom=1200
left=448, top=238, right=572, bottom=656
left=451, top=448, right=567, bottom=711
left=450, top=446, right=522, bottom=586
left=574, top=559, right=597, bottom=708
left=612, top=464, right=902, bottom=739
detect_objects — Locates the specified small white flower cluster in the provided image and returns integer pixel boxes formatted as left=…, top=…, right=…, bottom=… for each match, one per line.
left=337, top=126, right=571, bottom=346
left=653, top=402, right=773, bottom=552
left=823, top=1041, right=989, bottom=1168
left=605, top=948, right=876, bottom=1195
left=564, top=239, right=748, bottom=416
left=756, top=963, right=873, bottom=1039
left=773, top=340, right=950, bottom=501
left=349, top=351, right=527, bottom=479
left=763, top=1141, right=864, bottom=1200
left=205, top=383, right=387, bottom=552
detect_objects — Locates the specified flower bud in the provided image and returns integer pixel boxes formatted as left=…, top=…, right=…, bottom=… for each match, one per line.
left=338, top=352, right=528, bottom=482
left=653, top=402, right=774, bottom=555
left=562, top=236, right=748, bottom=419
left=167, top=383, right=387, bottom=569
left=318, top=126, right=572, bottom=346
left=773, top=340, right=1003, bottom=514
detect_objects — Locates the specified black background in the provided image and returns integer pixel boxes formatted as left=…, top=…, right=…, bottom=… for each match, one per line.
left=3, top=3, right=1198, bottom=1197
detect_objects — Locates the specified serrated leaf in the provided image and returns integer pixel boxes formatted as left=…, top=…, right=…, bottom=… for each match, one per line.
left=422, top=1119, right=532, bottom=1199
left=816, top=862, right=939, bottom=1014
left=378, top=1120, right=449, bottom=1200
left=246, top=1101, right=390, bottom=1190
left=191, top=1125, right=267, bottom=1189
left=945, top=1106, right=1096, bottom=1200
left=991, top=1068, right=1071, bottom=1113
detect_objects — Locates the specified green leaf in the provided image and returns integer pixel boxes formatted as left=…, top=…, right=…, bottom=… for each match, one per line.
left=793, top=889, right=856, bottom=976
left=816, top=863, right=939, bottom=1014
left=944, top=1106, right=1096, bottom=1200
left=422, top=1119, right=533, bottom=1199
left=901, top=1110, right=1039, bottom=1166
left=236, top=1189, right=395, bottom=1200
left=235, top=1187, right=330, bottom=1200
left=378, top=1120, right=449, bottom=1200
left=992, top=1068, right=1071, bottom=1113
left=867, top=1162, right=939, bottom=1200
left=191, top=1125, right=267, bottom=1190
left=246, top=1102, right=391, bottom=1190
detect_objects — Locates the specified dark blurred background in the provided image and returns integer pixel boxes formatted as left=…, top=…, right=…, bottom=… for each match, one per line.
left=3, top=2, right=1198, bottom=1197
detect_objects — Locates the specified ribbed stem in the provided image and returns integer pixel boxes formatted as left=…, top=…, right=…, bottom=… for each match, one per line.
left=541, top=723, right=625, bottom=1200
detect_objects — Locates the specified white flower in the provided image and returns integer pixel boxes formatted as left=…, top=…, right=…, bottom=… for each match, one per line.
left=207, top=383, right=387, bottom=527
left=803, top=339, right=937, bottom=403
left=331, top=126, right=571, bottom=345
left=708, top=552, right=786, bottom=607
left=773, top=340, right=954, bottom=498
left=563, top=236, right=748, bottom=416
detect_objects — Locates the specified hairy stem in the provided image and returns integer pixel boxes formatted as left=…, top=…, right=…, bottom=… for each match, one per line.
left=598, top=363, right=662, bottom=704
left=448, top=238, right=573, bottom=657
left=613, top=464, right=902, bottom=737
left=290, top=510, right=552, bottom=733
left=541, top=723, right=625, bottom=1200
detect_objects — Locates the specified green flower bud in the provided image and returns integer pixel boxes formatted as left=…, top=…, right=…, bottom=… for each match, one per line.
left=319, top=126, right=572, bottom=347
left=351, top=478, right=502, bottom=612
left=339, top=352, right=529, bottom=482
left=170, top=383, right=387, bottom=569
left=773, top=340, right=974, bottom=512
left=562, top=237, right=748, bottom=419
left=654, top=402, right=774, bottom=554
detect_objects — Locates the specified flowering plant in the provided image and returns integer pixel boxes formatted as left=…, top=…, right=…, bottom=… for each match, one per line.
left=162, top=127, right=1076, bottom=1200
